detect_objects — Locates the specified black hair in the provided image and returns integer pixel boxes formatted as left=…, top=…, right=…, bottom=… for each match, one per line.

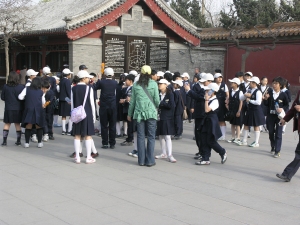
left=235, top=71, right=244, bottom=78
left=137, top=73, right=150, bottom=87
left=272, top=76, right=285, bottom=89
left=125, top=74, right=135, bottom=82
left=119, top=74, right=126, bottom=85
left=41, top=78, right=50, bottom=89
left=151, top=69, right=157, bottom=75
left=172, top=72, right=181, bottom=81
left=7, top=71, right=20, bottom=87
left=30, top=77, right=42, bottom=90
left=62, top=72, right=70, bottom=77
left=260, top=76, right=268, bottom=81
left=194, top=74, right=201, bottom=81
left=215, top=69, right=222, bottom=73
left=284, top=79, right=290, bottom=89
left=90, top=72, right=96, bottom=77
left=72, top=75, right=80, bottom=85
left=164, top=72, right=173, bottom=82
left=23, top=65, right=27, bottom=70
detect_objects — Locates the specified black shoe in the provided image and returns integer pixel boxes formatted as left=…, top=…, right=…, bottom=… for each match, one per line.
left=66, top=132, right=72, bottom=136
left=121, top=141, right=133, bottom=146
left=270, top=147, right=275, bottom=154
left=1, top=142, right=7, bottom=146
left=91, top=152, right=99, bottom=158
left=116, top=135, right=122, bottom=138
left=110, top=145, right=115, bottom=149
left=61, top=131, right=66, bottom=135
left=49, top=136, right=55, bottom=140
left=102, top=145, right=109, bottom=149
left=174, top=135, right=182, bottom=140
left=123, top=134, right=128, bottom=137
left=70, top=152, right=84, bottom=158
left=139, top=164, right=145, bottom=166
left=146, top=162, right=156, bottom=167
left=189, top=120, right=192, bottom=123
left=195, top=152, right=201, bottom=156
left=15, top=141, right=21, bottom=146
left=194, top=155, right=202, bottom=160
left=276, top=174, right=290, bottom=182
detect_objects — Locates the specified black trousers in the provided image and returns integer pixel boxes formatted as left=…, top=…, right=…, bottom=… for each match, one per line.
left=174, top=115, right=183, bottom=136
left=266, top=115, right=283, bottom=153
left=195, top=118, right=203, bottom=154
left=125, top=119, right=133, bottom=142
left=282, top=134, right=300, bottom=180
left=100, top=107, right=116, bottom=146
left=187, top=108, right=193, bottom=121
left=200, top=131, right=226, bottom=161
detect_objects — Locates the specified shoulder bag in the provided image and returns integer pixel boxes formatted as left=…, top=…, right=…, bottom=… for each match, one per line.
left=71, top=86, right=89, bottom=124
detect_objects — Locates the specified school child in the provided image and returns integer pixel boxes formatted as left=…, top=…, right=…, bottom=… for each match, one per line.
left=18, top=75, right=45, bottom=148
left=155, top=79, right=177, bottom=162
left=227, top=78, right=243, bottom=143
left=196, top=83, right=227, bottom=165
left=181, top=72, right=193, bottom=123
left=156, top=71, right=164, bottom=82
left=71, top=70, right=96, bottom=164
left=89, top=73, right=99, bottom=128
left=116, top=74, right=126, bottom=137
left=214, top=73, right=229, bottom=140
left=53, top=75, right=61, bottom=127
left=172, top=80, right=184, bottom=140
left=1, top=72, right=25, bottom=146
left=120, top=74, right=135, bottom=146
left=237, top=76, right=265, bottom=147
left=59, top=69, right=73, bottom=135
left=42, top=66, right=56, bottom=93
left=281, top=79, right=291, bottom=134
left=259, top=77, right=271, bottom=132
left=263, top=77, right=289, bottom=158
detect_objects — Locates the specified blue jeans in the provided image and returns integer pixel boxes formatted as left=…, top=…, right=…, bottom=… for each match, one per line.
left=136, top=119, right=156, bottom=165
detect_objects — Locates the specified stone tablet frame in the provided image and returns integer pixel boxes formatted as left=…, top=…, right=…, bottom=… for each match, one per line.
left=103, top=33, right=169, bottom=77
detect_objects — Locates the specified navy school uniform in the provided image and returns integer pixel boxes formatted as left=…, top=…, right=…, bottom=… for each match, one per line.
left=157, top=90, right=175, bottom=136
left=95, top=78, right=118, bottom=146
left=264, top=89, right=289, bottom=153
left=59, top=77, right=71, bottom=117
left=183, top=80, right=193, bottom=120
left=21, top=87, right=45, bottom=128
left=116, top=83, right=124, bottom=122
left=216, top=82, right=227, bottom=122
left=1, top=84, right=25, bottom=123
left=122, top=86, right=134, bottom=142
left=71, top=84, right=95, bottom=137
left=199, top=97, right=226, bottom=161
left=44, top=89, right=55, bottom=136
left=242, top=88, right=265, bottom=127
left=282, top=88, right=291, bottom=112
left=229, top=89, right=243, bottom=126
left=260, top=85, right=272, bottom=116
left=239, top=82, right=251, bottom=127
left=47, top=76, right=57, bottom=93
left=173, top=89, right=184, bottom=136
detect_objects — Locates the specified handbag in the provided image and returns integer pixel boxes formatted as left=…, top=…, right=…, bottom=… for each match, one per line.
left=71, top=86, right=89, bottom=124
left=179, top=91, right=188, bottom=120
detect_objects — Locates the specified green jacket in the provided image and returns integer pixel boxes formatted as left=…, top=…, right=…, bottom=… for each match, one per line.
left=128, top=79, right=160, bottom=122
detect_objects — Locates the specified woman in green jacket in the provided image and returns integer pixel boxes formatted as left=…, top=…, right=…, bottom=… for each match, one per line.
left=128, top=65, right=160, bottom=166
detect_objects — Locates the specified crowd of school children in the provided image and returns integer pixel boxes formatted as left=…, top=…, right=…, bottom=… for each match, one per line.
left=3, top=64, right=300, bottom=182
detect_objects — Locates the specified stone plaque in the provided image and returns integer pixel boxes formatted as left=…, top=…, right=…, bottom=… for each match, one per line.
left=127, top=37, right=148, bottom=72
left=149, top=38, right=169, bottom=72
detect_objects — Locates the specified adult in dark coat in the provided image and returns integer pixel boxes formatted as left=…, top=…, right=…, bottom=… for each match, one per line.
left=277, top=90, right=300, bottom=182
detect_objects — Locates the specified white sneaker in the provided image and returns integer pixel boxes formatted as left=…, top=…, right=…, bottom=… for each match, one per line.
left=86, top=158, right=96, bottom=164
left=218, top=136, right=225, bottom=141
left=42, top=134, right=49, bottom=142
left=233, top=139, right=241, bottom=144
left=227, top=138, right=235, bottom=143
left=31, top=134, right=38, bottom=143
left=249, top=142, right=259, bottom=147
left=37, top=143, right=43, bottom=148
left=155, top=154, right=168, bottom=159
left=24, top=143, right=29, bottom=148
left=236, top=140, right=247, bottom=146
left=74, top=158, right=80, bottom=164
left=168, top=156, right=177, bottom=163
left=195, top=160, right=210, bottom=165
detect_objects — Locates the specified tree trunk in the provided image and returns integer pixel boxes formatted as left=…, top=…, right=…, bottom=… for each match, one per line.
left=4, top=37, right=10, bottom=83
left=241, top=50, right=250, bottom=73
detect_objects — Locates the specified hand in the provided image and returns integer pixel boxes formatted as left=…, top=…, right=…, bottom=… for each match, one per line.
left=127, top=116, right=131, bottom=122
left=276, top=107, right=283, bottom=113
left=246, top=98, right=250, bottom=103
left=97, top=73, right=102, bottom=79
left=264, top=93, right=270, bottom=100
left=126, top=96, right=131, bottom=102
left=42, top=104, right=46, bottom=108
left=294, top=105, right=300, bottom=112
left=119, top=99, right=125, bottom=104
left=236, top=112, right=240, bottom=117
left=190, top=108, right=194, bottom=113
left=184, top=83, right=190, bottom=91
left=244, top=93, right=251, bottom=98
left=204, top=92, right=209, bottom=101
left=280, top=119, right=286, bottom=125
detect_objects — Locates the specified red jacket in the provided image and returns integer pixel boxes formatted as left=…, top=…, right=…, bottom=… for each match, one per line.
left=284, top=90, right=300, bottom=132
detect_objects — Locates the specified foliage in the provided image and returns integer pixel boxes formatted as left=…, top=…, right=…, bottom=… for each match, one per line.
left=280, top=0, right=300, bottom=21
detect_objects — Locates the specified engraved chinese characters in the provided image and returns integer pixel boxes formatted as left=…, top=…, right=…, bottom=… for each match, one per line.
left=128, top=37, right=148, bottom=71
left=149, top=38, right=169, bottom=72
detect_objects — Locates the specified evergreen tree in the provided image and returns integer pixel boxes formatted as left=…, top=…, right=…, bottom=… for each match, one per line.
left=170, top=0, right=191, bottom=22
left=190, top=0, right=211, bottom=28
left=280, top=0, right=300, bottom=21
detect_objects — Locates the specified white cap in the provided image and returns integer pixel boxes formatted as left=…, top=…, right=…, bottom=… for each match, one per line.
left=199, top=73, right=214, bottom=82
left=43, top=67, right=51, bottom=74
left=181, top=72, right=190, bottom=79
left=165, top=70, right=171, bottom=73
left=62, top=68, right=73, bottom=74
left=52, top=76, right=60, bottom=80
left=247, top=76, right=260, bottom=84
left=129, top=70, right=138, bottom=76
left=123, top=73, right=128, bottom=76
left=203, top=83, right=220, bottom=92
left=214, top=73, right=223, bottom=78
left=245, top=71, right=253, bottom=77
left=199, top=72, right=206, bottom=79
left=158, top=79, right=169, bottom=85
left=104, top=68, right=114, bottom=76
left=26, top=69, right=38, bottom=76
left=157, top=71, right=164, bottom=77
left=77, top=70, right=93, bottom=79
left=172, top=80, right=183, bottom=87
left=228, top=78, right=241, bottom=85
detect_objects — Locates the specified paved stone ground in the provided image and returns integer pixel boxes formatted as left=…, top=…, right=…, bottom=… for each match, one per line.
left=0, top=100, right=300, bottom=225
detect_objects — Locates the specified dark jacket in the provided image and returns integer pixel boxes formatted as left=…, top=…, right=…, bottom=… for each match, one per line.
left=1, top=84, right=25, bottom=110
left=121, top=86, right=132, bottom=114
left=264, top=89, right=289, bottom=116
left=159, top=90, right=175, bottom=120
left=187, top=83, right=205, bottom=118
left=174, top=89, right=184, bottom=116
left=284, top=90, right=300, bottom=132
left=95, top=79, right=118, bottom=109
left=59, top=78, right=71, bottom=101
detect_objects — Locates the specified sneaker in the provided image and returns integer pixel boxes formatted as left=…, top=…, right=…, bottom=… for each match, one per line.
left=66, top=132, right=72, bottom=136
left=53, top=124, right=62, bottom=127
left=121, top=141, right=133, bottom=146
left=1, top=142, right=7, bottom=146
left=248, top=142, right=259, bottom=147
left=110, top=145, right=115, bottom=149
left=221, top=152, right=227, bottom=164
left=102, top=145, right=109, bottom=149
left=86, top=158, right=96, bottom=164
left=155, top=154, right=168, bottom=159
left=194, top=155, right=202, bottom=160
left=24, top=143, right=29, bottom=148
left=218, top=136, right=225, bottom=141
left=276, top=173, right=290, bottom=182
left=49, top=135, right=55, bottom=140
left=227, top=138, right=235, bottom=143
left=274, top=152, right=280, bottom=158
left=236, top=140, right=247, bottom=146
left=74, top=158, right=80, bottom=164
left=168, top=156, right=177, bottom=163
left=116, top=134, right=122, bottom=138
left=70, top=152, right=84, bottom=158
left=15, top=141, right=21, bottom=146
left=31, top=134, right=38, bottom=143
left=195, top=152, right=201, bottom=156
left=270, top=147, right=275, bottom=154
left=37, top=143, right=43, bottom=148
left=42, top=134, right=49, bottom=142
left=174, top=135, right=182, bottom=140
left=233, top=139, right=241, bottom=144
left=91, top=152, right=99, bottom=158
left=195, top=160, right=210, bottom=165
left=247, top=134, right=251, bottom=138
left=128, top=150, right=138, bottom=157
left=61, top=131, right=66, bottom=135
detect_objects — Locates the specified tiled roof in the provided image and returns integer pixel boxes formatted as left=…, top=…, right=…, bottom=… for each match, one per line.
left=200, top=21, right=300, bottom=40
